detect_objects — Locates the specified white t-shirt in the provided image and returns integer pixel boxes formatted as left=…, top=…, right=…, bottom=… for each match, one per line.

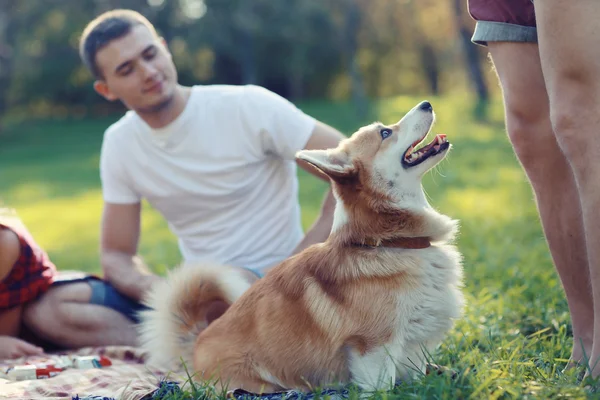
left=99, top=84, right=316, bottom=273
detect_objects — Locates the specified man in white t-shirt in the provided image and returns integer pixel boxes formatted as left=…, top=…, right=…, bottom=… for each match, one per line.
left=36, top=8, right=345, bottom=341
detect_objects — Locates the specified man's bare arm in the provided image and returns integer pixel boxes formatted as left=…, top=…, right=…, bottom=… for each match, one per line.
left=290, top=120, right=346, bottom=255
left=100, top=202, right=161, bottom=302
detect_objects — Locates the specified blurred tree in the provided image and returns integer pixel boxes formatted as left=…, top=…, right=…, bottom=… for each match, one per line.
left=335, top=0, right=368, bottom=117
left=452, top=0, right=490, bottom=119
left=0, top=0, right=495, bottom=122
left=197, top=0, right=343, bottom=99
left=0, top=1, right=17, bottom=132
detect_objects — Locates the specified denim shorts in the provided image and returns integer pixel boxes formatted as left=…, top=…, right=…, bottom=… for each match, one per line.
left=57, top=267, right=263, bottom=324
left=87, top=278, right=149, bottom=323
left=19, top=276, right=150, bottom=352
left=468, top=0, right=537, bottom=46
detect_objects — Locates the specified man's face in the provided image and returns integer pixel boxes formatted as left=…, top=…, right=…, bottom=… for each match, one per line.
left=93, top=25, right=178, bottom=113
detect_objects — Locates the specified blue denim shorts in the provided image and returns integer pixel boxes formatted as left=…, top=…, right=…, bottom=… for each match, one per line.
left=468, top=0, right=537, bottom=46
left=87, top=278, right=149, bottom=323
left=49, top=274, right=148, bottom=323
left=57, top=267, right=263, bottom=324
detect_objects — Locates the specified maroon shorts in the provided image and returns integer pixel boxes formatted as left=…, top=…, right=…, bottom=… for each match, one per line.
left=468, top=0, right=537, bottom=46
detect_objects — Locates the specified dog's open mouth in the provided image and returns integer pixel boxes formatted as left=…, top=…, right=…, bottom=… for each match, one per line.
left=402, top=134, right=450, bottom=168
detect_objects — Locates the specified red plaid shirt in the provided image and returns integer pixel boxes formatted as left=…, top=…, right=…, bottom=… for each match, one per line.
left=0, top=223, right=57, bottom=310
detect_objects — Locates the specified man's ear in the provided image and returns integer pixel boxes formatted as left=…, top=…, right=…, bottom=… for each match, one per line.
left=93, top=80, right=118, bottom=101
left=296, top=149, right=355, bottom=180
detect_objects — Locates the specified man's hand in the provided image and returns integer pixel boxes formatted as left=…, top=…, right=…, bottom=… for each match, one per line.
left=101, top=251, right=163, bottom=302
left=0, top=336, right=44, bottom=360
left=100, top=202, right=161, bottom=302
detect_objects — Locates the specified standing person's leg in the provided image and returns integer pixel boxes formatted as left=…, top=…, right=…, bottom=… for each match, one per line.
left=468, top=0, right=594, bottom=366
left=533, top=0, right=600, bottom=378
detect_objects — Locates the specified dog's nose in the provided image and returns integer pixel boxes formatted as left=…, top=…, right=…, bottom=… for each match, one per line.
left=419, top=101, right=432, bottom=112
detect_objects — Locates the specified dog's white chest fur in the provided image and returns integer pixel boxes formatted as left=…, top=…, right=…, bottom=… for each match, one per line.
left=348, top=245, right=464, bottom=392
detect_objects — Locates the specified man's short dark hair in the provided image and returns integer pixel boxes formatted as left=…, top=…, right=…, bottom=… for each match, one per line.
left=79, top=9, right=158, bottom=79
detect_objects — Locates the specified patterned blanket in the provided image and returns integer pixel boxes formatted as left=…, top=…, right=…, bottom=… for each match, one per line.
left=0, top=347, right=352, bottom=400
left=0, top=346, right=187, bottom=400
left=0, top=347, right=450, bottom=399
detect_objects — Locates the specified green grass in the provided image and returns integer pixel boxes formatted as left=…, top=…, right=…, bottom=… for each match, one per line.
left=1, top=91, right=597, bottom=398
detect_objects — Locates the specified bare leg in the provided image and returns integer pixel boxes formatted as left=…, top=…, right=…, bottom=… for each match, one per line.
left=23, top=282, right=138, bottom=348
left=534, top=0, right=600, bottom=378
left=487, top=42, right=594, bottom=365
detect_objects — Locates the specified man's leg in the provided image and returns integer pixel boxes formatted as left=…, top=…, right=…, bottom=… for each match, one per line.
left=23, top=280, right=139, bottom=348
left=487, top=42, right=593, bottom=366
left=533, top=0, right=600, bottom=378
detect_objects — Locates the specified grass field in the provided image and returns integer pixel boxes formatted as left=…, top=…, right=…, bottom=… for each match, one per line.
left=1, top=92, right=597, bottom=398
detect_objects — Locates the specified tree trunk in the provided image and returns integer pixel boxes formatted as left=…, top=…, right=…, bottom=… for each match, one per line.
left=288, top=46, right=306, bottom=100
left=239, top=32, right=257, bottom=85
left=344, top=0, right=368, bottom=118
left=420, top=44, right=440, bottom=95
left=238, top=1, right=257, bottom=85
left=0, top=2, right=16, bottom=133
left=453, top=0, right=490, bottom=119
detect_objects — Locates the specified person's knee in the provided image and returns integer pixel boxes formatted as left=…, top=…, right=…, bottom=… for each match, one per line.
left=503, top=95, right=552, bottom=169
left=487, top=43, right=554, bottom=168
left=546, top=84, right=596, bottom=166
left=22, top=283, right=91, bottom=340
left=22, top=294, right=64, bottom=341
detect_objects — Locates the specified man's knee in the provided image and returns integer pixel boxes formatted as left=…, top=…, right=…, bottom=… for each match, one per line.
left=22, top=292, right=63, bottom=342
left=22, top=282, right=91, bottom=331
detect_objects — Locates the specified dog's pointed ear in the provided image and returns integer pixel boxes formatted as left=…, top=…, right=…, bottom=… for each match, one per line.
left=296, top=149, right=355, bottom=180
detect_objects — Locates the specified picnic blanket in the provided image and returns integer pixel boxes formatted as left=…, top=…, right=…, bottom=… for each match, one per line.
left=0, top=346, right=188, bottom=400
left=0, top=347, right=352, bottom=400
left=0, top=347, right=449, bottom=399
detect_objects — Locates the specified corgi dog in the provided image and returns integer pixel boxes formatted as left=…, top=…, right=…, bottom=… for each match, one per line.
left=138, top=100, right=464, bottom=395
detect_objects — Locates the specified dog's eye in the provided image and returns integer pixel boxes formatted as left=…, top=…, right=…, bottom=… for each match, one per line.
left=380, top=128, right=393, bottom=140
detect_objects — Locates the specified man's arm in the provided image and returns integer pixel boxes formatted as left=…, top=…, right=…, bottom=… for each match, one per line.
left=290, top=120, right=346, bottom=255
left=100, top=202, right=161, bottom=302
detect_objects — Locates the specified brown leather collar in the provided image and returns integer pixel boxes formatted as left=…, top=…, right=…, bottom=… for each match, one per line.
left=354, top=236, right=431, bottom=249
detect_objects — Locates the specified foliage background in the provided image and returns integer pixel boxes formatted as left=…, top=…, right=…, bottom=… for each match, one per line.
left=3, top=1, right=594, bottom=397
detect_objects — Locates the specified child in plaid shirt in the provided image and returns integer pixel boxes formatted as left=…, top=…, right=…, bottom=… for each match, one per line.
left=0, top=210, right=55, bottom=359
left=0, top=209, right=144, bottom=360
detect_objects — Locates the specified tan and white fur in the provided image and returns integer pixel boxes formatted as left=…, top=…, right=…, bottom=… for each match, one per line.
left=138, top=100, right=465, bottom=395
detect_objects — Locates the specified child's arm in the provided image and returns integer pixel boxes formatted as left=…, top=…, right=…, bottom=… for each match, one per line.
left=0, top=228, right=23, bottom=337
left=0, top=228, right=19, bottom=281
left=0, top=228, right=44, bottom=360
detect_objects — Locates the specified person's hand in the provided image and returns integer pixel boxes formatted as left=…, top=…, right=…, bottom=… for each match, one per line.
left=0, top=336, right=44, bottom=360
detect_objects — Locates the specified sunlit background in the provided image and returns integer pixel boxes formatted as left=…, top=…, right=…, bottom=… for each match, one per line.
left=0, top=0, right=513, bottom=272
left=2, top=1, right=590, bottom=397
left=0, top=0, right=495, bottom=122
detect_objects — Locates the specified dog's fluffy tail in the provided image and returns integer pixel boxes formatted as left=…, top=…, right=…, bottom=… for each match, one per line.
left=137, top=263, right=252, bottom=369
